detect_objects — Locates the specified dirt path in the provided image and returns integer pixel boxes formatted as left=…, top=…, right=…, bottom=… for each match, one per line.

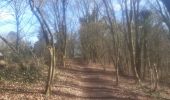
left=0, top=61, right=169, bottom=99
left=55, top=62, right=152, bottom=100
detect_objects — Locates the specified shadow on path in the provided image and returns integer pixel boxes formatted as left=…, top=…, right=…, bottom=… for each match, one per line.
left=53, top=62, right=142, bottom=100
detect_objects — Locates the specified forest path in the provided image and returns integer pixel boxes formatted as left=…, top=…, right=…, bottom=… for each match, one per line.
left=0, top=60, right=169, bottom=99
left=54, top=61, right=152, bottom=100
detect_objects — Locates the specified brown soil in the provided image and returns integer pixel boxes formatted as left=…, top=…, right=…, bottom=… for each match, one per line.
left=0, top=60, right=169, bottom=100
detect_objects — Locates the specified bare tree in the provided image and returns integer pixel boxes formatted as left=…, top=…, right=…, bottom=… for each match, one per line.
left=29, top=0, right=56, bottom=96
left=120, top=0, right=141, bottom=83
left=58, top=0, right=67, bottom=67
left=0, top=0, right=28, bottom=51
left=0, top=0, right=27, bottom=52
left=102, top=0, right=120, bottom=86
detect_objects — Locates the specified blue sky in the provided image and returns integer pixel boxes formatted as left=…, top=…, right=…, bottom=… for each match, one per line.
left=0, top=1, right=39, bottom=43
left=0, top=0, right=123, bottom=43
left=0, top=0, right=152, bottom=43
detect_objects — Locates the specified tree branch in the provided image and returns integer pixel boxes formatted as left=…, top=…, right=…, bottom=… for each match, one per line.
left=0, top=35, right=18, bottom=53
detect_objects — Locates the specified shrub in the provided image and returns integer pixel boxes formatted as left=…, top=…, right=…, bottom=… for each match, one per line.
left=0, top=61, right=43, bottom=83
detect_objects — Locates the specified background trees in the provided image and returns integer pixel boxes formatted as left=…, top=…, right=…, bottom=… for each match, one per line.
left=0, top=0, right=170, bottom=98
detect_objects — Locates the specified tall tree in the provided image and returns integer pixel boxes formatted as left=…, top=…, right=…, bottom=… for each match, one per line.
left=7, top=0, right=28, bottom=51
left=29, top=0, right=56, bottom=96
left=102, top=0, right=120, bottom=85
left=120, top=0, right=141, bottom=83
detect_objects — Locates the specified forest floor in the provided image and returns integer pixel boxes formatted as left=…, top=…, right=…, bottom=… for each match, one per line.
left=0, top=60, right=170, bottom=100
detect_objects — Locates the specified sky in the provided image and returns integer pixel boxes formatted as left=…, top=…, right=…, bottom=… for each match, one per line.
left=0, top=0, right=122, bottom=44
left=0, top=9, right=15, bottom=33
left=0, top=1, right=39, bottom=43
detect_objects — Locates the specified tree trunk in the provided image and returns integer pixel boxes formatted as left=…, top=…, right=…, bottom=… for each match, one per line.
left=115, top=56, right=119, bottom=86
left=152, top=64, right=159, bottom=91
left=45, top=47, right=55, bottom=96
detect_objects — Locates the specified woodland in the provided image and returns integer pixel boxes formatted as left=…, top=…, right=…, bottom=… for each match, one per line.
left=0, top=0, right=170, bottom=99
